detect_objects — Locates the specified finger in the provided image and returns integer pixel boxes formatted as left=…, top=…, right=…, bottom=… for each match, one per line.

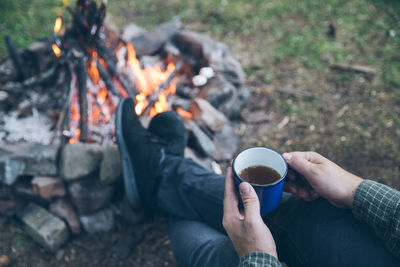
left=223, top=168, right=239, bottom=216
left=239, top=182, right=261, bottom=220
left=283, top=152, right=318, bottom=178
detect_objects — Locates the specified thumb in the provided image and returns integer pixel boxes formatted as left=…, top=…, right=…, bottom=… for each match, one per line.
left=239, top=182, right=260, bottom=219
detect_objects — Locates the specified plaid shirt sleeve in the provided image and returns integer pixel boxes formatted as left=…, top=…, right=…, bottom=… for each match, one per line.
left=238, top=252, right=282, bottom=267
left=352, top=180, right=400, bottom=259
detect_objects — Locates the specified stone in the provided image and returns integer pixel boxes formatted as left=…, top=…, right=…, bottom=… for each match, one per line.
left=184, top=147, right=212, bottom=170
left=0, top=143, right=59, bottom=185
left=79, top=208, right=114, bottom=234
left=31, top=177, right=66, bottom=199
left=121, top=23, right=148, bottom=43
left=186, top=121, right=215, bottom=157
left=13, top=177, right=48, bottom=205
left=189, top=98, right=228, bottom=132
left=129, top=18, right=180, bottom=56
left=174, top=30, right=245, bottom=86
left=0, top=200, right=21, bottom=216
left=18, top=202, right=69, bottom=252
left=218, top=86, right=251, bottom=119
left=200, top=75, right=235, bottom=109
left=59, top=142, right=103, bottom=181
left=49, top=199, right=80, bottom=234
left=100, top=145, right=122, bottom=184
left=213, top=123, right=239, bottom=161
left=68, top=176, right=114, bottom=215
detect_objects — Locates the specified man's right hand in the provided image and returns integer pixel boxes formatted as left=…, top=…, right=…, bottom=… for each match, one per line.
left=282, top=151, right=363, bottom=209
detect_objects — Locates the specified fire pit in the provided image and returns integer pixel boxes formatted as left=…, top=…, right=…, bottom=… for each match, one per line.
left=0, top=0, right=249, bottom=253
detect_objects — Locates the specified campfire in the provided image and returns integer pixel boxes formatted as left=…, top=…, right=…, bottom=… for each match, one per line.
left=0, top=0, right=249, bottom=253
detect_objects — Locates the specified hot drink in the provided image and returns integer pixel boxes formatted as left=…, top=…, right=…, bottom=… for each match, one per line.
left=239, top=165, right=281, bottom=185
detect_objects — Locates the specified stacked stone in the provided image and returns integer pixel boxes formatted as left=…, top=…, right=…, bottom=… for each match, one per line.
left=0, top=142, right=123, bottom=252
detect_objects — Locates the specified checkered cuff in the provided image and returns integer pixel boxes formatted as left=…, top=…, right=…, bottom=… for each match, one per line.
left=239, top=252, right=281, bottom=267
left=353, top=180, right=400, bottom=259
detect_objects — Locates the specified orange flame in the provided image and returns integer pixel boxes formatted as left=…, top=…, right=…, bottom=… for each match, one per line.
left=52, top=44, right=61, bottom=57
left=54, top=17, right=63, bottom=33
left=125, top=42, right=176, bottom=116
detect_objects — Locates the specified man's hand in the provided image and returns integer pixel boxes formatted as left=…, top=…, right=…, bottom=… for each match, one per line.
left=282, top=151, right=363, bottom=209
left=222, top=168, right=278, bottom=259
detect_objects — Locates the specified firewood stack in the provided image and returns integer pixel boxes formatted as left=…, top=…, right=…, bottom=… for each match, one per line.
left=0, top=0, right=250, bottom=253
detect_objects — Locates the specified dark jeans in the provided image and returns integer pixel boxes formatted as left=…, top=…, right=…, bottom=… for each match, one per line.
left=157, top=156, right=399, bottom=267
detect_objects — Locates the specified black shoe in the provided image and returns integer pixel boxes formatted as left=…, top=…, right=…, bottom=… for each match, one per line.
left=148, top=111, right=186, bottom=157
left=116, top=98, right=165, bottom=210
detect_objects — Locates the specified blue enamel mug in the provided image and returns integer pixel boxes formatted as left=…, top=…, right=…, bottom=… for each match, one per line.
left=232, top=147, right=288, bottom=214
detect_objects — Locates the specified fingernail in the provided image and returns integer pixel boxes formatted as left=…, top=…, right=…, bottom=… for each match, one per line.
left=239, top=182, right=250, bottom=195
left=282, top=153, right=292, bottom=161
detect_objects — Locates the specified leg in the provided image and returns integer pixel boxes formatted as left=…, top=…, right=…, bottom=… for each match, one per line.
left=158, top=155, right=225, bottom=232
left=266, top=198, right=399, bottom=266
left=166, top=215, right=238, bottom=267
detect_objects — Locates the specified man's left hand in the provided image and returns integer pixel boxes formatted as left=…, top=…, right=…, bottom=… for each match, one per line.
left=222, top=167, right=278, bottom=259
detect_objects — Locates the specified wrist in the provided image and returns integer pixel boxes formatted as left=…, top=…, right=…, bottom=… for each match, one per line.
left=345, top=174, right=363, bottom=209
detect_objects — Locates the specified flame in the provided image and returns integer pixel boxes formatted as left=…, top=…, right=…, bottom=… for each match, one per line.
left=52, top=44, right=61, bottom=57
left=63, top=0, right=68, bottom=7
left=125, top=42, right=176, bottom=116
left=54, top=17, right=63, bottom=33
left=88, top=52, right=100, bottom=85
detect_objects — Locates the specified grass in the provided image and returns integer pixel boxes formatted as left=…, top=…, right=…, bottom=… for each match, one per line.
left=0, top=0, right=399, bottom=187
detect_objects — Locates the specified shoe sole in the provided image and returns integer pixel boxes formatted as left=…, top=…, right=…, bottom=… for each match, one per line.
left=116, top=98, right=142, bottom=211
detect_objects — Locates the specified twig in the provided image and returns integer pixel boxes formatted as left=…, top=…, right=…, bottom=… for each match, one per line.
left=330, top=64, right=377, bottom=76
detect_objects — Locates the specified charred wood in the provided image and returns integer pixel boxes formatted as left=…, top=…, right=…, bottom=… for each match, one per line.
left=4, top=36, right=28, bottom=81
left=75, top=57, right=89, bottom=142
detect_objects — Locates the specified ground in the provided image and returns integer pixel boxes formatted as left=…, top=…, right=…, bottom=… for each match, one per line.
left=0, top=0, right=399, bottom=266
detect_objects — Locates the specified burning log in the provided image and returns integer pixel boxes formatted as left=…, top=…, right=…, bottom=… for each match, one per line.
left=75, top=57, right=89, bottom=142
left=97, top=60, right=120, bottom=97
left=4, top=35, right=28, bottom=81
left=142, top=58, right=185, bottom=115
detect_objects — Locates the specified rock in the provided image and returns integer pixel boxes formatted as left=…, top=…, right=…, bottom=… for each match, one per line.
left=128, top=18, right=180, bottom=56
left=174, top=30, right=245, bottom=86
left=121, top=23, right=148, bottom=43
left=200, top=75, right=235, bottom=109
left=49, top=199, right=80, bottom=234
left=0, top=143, right=59, bottom=185
left=213, top=123, right=239, bottom=161
left=0, top=255, right=10, bottom=267
left=184, top=147, right=212, bottom=170
left=68, top=176, right=113, bottom=215
left=18, top=202, right=69, bottom=252
left=79, top=208, right=114, bottom=234
left=31, top=177, right=66, bottom=199
left=100, top=145, right=122, bottom=184
left=218, top=86, right=251, bottom=119
left=186, top=121, right=215, bottom=157
left=0, top=186, right=13, bottom=199
left=13, top=177, right=48, bottom=205
left=0, top=200, right=22, bottom=216
left=59, top=142, right=103, bottom=181
left=189, top=98, right=228, bottom=132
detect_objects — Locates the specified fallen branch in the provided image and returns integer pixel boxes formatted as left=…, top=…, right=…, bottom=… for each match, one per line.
left=330, top=64, right=377, bottom=76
